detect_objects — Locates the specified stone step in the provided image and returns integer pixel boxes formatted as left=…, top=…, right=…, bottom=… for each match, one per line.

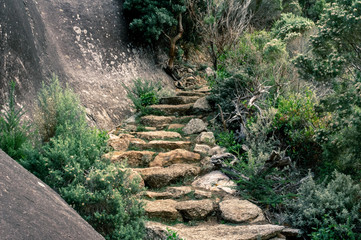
left=149, top=103, right=194, bottom=115
left=132, top=140, right=192, bottom=151
left=141, top=115, right=176, bottom=127
left=149, top=149, right=201, bottom=167
left=134, top=164, right=201, bottom=189
left=135, top=131, right=182, bottom=140
left=176, top=199, right=215, bottom=221
left=176, top=91, right=206, bottom=97
left=144, top=199, right=182, bottom=222
left=145, top=221, right=285, bottom=240
left=159, top=96, right=200, bottom=105
left=103, top=150, right=155, bottom=167
left=145, top=186, right=213, bottom=200
left=144, top=199, right=215, bottom=222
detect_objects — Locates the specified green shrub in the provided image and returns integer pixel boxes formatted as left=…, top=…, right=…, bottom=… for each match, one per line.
left=263, top=39, right=287, bottom=62
left=316, top=74, right=361, bottom=178
left=215, top=131, right=243, bottom=156
left=287, top=171, right=361, bottom=238
left=295, top=0, right=361, bottom=82
left=272, top=13, right=314, bottom=42
left=60, top=160, right=145, bottom=240
left=166, top=228, right=183, bottom=240
left=35, top=75, right=86, bottom=142
left=0, top=81, right=31, bottom=160
left=123, top=78, right=162, bottom=112
left=29, top=76, right=145, bottom=239
left=311, top=219, right=359, bottom=240
left=272, top=89, right=324, bottom=167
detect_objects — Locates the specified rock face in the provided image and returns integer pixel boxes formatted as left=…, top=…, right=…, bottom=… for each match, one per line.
left=0, top=150, right=104, bottom=240
left=0, top=0, right=172, bottom=130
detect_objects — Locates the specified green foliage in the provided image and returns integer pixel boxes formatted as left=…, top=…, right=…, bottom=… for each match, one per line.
left=263, top=39, right=287, bottom=62
left=295, top=0, right=361, bottom=82
left=35, top=75, right=86, bottom=142
left=316, top=73, right=361, bottom=178
left=311, top=219, right=360, bottom=240
left=272, top=90, right=324, bottom=167
left=166, top=228, right=183, bottom=240
left=282, top=0, right=302, bottom=16
left=123, top=78, right=162, bottom=112
left=0, top=81, right=30, bottom=160
left=272, top=13, right=315, bottom=41
left=123, top=0, right=186, bottom=43
left=298, top=0, right=327, bottom=21
left=228, top=160, right=297, bottom=207
left=287, top=171, right=361, bottom=237
left=60, top=160, right=145, bottom=240
left=215, top=131, right=243, bottom=156
left=24, top=76, right=145, bottom=239
left=250, top=0, right=283, bottom=29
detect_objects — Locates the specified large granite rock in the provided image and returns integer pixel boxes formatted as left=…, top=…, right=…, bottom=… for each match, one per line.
left=0, top=150, right=104, bottom=240
left=0, top=0, right=172, bottom=130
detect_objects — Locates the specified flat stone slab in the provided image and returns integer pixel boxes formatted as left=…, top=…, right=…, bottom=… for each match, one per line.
left=134, top=140, right=192, bottom=151
left=144, top=191, right=174, bottom=199
left=150, top=149, right=201, bottom=167
left=0, top=150, right=104, bottom=240
left=160, top=96, right=200, bottom=105
left=219, top=199, right=266, bottom=223
left=104, top=151, right=155, bottom=167
left=144, top=199, right=182, bottom=222
left=166, top=186, right=193, bottom=198
left=141, top=115, right=176, bottom=127
left=136, top=131, right=182, bottom=140
left=149, top=103, right=194, bottom=115
left=145, top=221, right=285, bottom=240
left=135, top=164, right=201, bottom=189
left=176, top=199, right=214, bottom=221
left=168, top=123, right=185, bottom=130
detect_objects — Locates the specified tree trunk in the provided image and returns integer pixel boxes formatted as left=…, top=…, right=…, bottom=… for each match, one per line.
left=166, top=14, right=184, bottom=72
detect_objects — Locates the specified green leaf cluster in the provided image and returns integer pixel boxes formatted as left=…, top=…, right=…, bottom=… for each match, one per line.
left=0, top=81, right=31, bottom=160
left=123, top=0, right=186, bottom=42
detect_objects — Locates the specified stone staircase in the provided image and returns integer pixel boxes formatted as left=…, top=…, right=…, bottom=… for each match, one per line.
left=106, top=87, right=298, bottom=240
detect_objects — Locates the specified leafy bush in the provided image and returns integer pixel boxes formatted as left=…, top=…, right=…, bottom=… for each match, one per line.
left=316, top=74, right=361, bottom=178
left=123, top=78, right=162, bottom=112
left=215, top=131, right=243, bottom=156
left=123, top=0, right=185, bottom=43
left=35, top=75, right=86, bottom=142
left=0, top=81, right=31, bottom=160
left=272, top=90, right=324, bottom=167
left=29, top=77, right=145, bottom=239
left=272, top=13, right=314, bottom=42
left=60, top=160, right=145, bottom=240
left=287, top=171, right=361, bottom=238
left=166, top=228, right=183, bottom=240
left=295, top=0, right=361, bottom=82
